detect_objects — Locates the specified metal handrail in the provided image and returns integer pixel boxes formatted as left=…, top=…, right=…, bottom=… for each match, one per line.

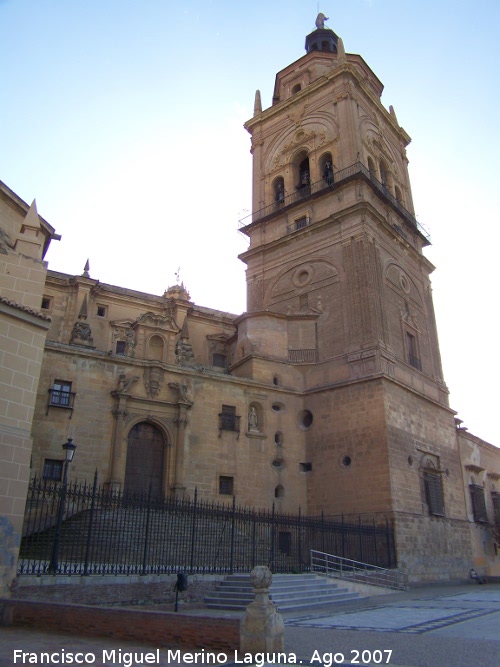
left=311, top=549, right=408, bottom=591
left=239, top=161, right=430, bottom=243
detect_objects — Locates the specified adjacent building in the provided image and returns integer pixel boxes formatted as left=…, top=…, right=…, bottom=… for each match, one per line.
left=0, top=181, right=58, bottom=594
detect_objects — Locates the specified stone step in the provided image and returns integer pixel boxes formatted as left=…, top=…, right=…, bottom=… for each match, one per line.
left=205, top=573, right=361, bottom=612
left=271, top=592, right=360, bottom=612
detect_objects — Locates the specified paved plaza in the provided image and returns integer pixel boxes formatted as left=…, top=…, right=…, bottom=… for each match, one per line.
left=0, top=585, right=499, bottom=667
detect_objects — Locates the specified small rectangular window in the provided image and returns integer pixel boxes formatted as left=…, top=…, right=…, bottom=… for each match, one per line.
left=295, top=215, right=309, bottom=230
left=41, top=297, right=52, bottom=310
left=299, top=462, right=312, bottom=473
left=470, top=484, right=488, bottom=523
left=213, top=353, right=227, bottom=368
left=219, top=475, right=234, bottom=495
left=116, top=341, right=126, bottom=355
left=97, top=305, right=107, bottom=317
left=43, top=459, right=63, bottom=481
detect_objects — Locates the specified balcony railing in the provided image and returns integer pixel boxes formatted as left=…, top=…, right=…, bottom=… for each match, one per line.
left=239, top=161, right=430, bottom=244
left=288, top=349, right=318, bottom=363
left=46, top=389, right=76, bottom=418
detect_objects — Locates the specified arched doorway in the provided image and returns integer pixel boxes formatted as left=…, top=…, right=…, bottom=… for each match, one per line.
left=124, top=422, right=165, bottom=497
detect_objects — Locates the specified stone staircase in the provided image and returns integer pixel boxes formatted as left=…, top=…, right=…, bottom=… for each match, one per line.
left=204, top=573, right=361, bottom=612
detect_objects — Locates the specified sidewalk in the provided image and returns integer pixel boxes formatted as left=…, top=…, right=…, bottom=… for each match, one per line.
left=1, top=584, right=499, bottom=667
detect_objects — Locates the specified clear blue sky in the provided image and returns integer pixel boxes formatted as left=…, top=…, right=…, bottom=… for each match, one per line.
left=1, top=0, right=499, bottom=447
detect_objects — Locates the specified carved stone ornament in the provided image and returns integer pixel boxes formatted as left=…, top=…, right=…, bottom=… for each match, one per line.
left=70, top=320, right=94, bottom=347
left=144, top=366, right=164, bottom=398
left=175, top=320, right=195, bottom=366
left=116, top=373, right=140, bottom=394
left=176, top=338, right=195, bottom=364
left=250, top=565, right=273, bottom=591
left=125, top=328, right=136, bottom=358
left=169, top=380, right=194, bottom=406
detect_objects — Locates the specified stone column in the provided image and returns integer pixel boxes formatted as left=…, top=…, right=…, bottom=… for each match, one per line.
left=168, top=380, right=193, bottom=496
left=108, top=395, right=129, bottom=492
left=240, top=566, right=284, bottom=654
left=171, top=405, right=188, bottom=495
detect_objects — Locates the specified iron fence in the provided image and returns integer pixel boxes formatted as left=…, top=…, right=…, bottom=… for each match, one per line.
left=18, top=476, right=397, bottom=576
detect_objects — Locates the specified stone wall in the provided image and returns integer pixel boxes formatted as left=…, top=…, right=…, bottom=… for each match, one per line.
left=394, top=513, right=472, bottom=583
left=305, top=379, right=391, bottom=516
left=458, top=430, right=500, bottom=577
left=0, top=186, right=55, bottom=595
left=1, top=598, right=239, bottom=651
left=11, top=573, right=218, bottom=609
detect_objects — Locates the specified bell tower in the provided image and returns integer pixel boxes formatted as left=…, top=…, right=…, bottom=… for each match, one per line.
left=237, top=16, right=469, bottom=580
left=239, top=15, right=445, bottom=396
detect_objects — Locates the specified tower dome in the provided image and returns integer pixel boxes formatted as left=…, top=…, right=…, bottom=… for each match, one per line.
left=305, top=13, right=338, bottom=53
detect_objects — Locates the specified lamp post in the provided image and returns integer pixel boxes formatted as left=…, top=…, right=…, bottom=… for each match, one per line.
left=49, top=438, right=76, bottom=573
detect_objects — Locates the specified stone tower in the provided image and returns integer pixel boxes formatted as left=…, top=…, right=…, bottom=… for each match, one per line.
left=237, top=17, right=470, bottom=579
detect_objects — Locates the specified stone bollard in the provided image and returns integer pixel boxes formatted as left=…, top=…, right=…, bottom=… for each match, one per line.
left=239, top=565, right=284, bottom=655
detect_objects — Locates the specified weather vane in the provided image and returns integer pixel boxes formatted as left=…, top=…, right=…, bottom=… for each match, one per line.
left=175, top=267, right=181, bottom=285
left=315, top=12, right=329, bottom=29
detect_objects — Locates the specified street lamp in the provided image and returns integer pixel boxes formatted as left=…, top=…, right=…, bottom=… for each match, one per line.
left=49, top=438, right=76, bottom=573
left=62, top=438, right=76, bottom=468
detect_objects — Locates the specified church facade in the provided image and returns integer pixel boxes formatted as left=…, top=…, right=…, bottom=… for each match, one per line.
left=2, top=17, right=500, bottom=585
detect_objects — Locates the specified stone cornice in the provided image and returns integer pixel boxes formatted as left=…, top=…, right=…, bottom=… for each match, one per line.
left=465, top=464, right=485, bottom=475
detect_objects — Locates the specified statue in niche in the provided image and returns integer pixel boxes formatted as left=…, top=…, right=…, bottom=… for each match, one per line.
left=248, top=406, right=259, bottom=432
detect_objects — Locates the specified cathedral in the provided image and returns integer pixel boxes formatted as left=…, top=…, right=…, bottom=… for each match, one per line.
left=1, top=15, right=499, bottom=590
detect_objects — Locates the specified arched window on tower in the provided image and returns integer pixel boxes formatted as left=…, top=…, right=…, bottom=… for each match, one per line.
left=295, top=153, right=310, bottom=197
left=273, top=176, right=285, bottom=207
left=320, top=152, right=334, bottom=186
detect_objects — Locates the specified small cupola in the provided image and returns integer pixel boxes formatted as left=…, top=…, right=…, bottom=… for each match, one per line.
left=305, top=13, right=338, bottom=53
